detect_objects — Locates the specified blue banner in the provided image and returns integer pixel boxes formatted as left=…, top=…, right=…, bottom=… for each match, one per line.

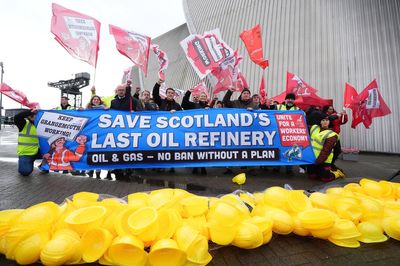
left=35, top=109, right=315, bottom=170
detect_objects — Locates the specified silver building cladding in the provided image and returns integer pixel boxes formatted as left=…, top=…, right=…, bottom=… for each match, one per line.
left=131, top=0, right=400, bottom=154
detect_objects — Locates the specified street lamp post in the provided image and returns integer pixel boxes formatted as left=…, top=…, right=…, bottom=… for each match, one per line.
left=0, top=62, right=3, bottom=130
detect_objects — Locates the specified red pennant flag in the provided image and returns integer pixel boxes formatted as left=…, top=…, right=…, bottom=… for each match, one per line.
left=239, top=24, right=269, bottom=69
left=259, top=76, right=266, bottom=104
left=350, top=80, right=391, bottom=129
left=151, top=44, right=169, bottom=80
left=344, top=83, right=358, bottom=108
left=0, top=83, right=39, bottom=109
left=109, top=24, right=151, bottom=76
left=286, top=72, right=318, bottom=97
left=51, top=3, right=101, bottom=67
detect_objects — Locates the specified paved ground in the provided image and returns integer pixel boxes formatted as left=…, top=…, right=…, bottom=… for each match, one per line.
left=0, top=125, right=399, bottom=265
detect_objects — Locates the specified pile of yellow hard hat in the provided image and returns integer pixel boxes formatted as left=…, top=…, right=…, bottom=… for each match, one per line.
left=0, top=178, right=399, bottom=265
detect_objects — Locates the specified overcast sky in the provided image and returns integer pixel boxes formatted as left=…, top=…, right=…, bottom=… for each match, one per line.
left=0, top=0, right=186, bottom=110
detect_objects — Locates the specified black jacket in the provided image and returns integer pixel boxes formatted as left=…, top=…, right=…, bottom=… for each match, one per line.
left=182, top=91, right=209, bottom=110
left=110, top=95, right=142, bottom=111
left=152, top=83, right=182, bottom=111
left=14, top=109, right=35, bottom=132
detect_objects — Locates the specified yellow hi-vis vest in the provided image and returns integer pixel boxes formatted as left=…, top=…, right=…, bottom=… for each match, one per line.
left=17, top=120, right=39, bottom=156
left=310, top=125, right=338, bottom=163
left=277, top=104, right=300, bottom=110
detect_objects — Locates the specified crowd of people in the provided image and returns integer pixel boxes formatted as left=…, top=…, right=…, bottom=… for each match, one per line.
left=14, top=79, right=348, bottom=183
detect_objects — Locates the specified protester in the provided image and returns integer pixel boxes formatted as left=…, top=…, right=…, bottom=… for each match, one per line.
left=222, top=87, right=257, bottom=174
left=251, top=94, right=262, bottom=110
left=91, top=86, right=115, bottom=108
left=110, top=83, right=142, bottom=111
left=322, top=105, right=348, bottom=171
left=54, top=96, right=74, bottom=110
left=133, top=86, right=141, bottom=100
left=85, top=95, right=110, bottom=179
left=306, top=106, right=323, bottom=129
left=277, top=93, right=300, bottom=110
left=14, top=108, right=46, bottom=176
left=182, top=88, right=209, bottom=175
left=223, top=87, right=257, bottom=109
left=153, top=79, right=182, bottom=173
left=251, top=94, right=275, bottom=110
left=109, top=83, right=142, bottom=180
left=182, top=88, right=210, bottom=110
left=152, top=79, right=182, bottom=112
left=86, top=95, right=108, bottom=109
left=139, top=90, right=159, bottom=110
left=275, top=93, right=300, bottom=174
left=308, top=113, right=344, bottom=182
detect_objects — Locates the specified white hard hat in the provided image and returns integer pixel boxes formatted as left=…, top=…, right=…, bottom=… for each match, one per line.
left=47, top=134, right=66, bottom=146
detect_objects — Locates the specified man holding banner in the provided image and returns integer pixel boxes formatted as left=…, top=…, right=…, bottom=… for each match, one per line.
left=152, top=80, right=182, bottom=112
left=14, top=108, right=46, bottom=176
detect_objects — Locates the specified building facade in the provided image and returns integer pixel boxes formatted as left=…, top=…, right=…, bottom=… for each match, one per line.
left=133, top=0, right=400, bottom=153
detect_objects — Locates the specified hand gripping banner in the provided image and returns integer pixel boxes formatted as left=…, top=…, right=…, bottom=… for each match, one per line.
left=35, top=109, right=316, bottom=171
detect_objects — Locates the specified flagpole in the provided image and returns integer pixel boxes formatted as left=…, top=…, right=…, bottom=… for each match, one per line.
left=93, top=67, right=97, bottom=86
left=341, top=107, right=346, bottom=123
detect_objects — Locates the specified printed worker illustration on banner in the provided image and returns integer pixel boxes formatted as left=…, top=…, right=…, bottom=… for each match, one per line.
left=35, top=109, right=316, bottom=171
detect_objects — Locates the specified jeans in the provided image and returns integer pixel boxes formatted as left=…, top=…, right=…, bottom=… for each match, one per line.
left=18, top=153, right=42, bottom=176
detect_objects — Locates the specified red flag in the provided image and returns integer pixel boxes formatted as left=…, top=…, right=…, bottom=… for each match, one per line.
left=109, top=24, right=151, bottom=76
left=350, top=80, right=391, bottom=129
left=192, top=80, right=210, bottom=100
left=270, top=90, right=332, bottom=111
left=239, top=24, right=269, bottom=69
left=51, top=3, right=100, bottom=67
left=236, top=71, right=249, bottom=91
left=211, top=51, right=247, bottom=94
left=180, top=29, right=234, bottom=79
left=151, top=44, right=169, bottom=80
left=259, top=76, right=266, bottom=104
left=0, top=83, right=39, bottom=109
left=286, top=72, right=318, bottom=97
left=344, top=83, right=358, bottom=108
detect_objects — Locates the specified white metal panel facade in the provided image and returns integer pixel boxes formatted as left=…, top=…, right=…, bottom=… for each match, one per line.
left=180, top=0, right=400, bottom=153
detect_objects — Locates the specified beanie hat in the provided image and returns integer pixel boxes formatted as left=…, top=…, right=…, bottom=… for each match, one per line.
left=285, top=93, right=296, bottom=100
left=316, top=113, right=329, bottom=125
left=238, top=88, right=251, bottom=101
left=241, top=88, right=251, bottom=94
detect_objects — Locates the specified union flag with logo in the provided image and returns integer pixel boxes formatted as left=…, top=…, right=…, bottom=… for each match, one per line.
left=51, top=3, right=101, bottom=67
left=109, top=24, right=151, bottom=76
left=180, top=29, right=234, bottom=80
left=345, top=80, right=391, bottom=129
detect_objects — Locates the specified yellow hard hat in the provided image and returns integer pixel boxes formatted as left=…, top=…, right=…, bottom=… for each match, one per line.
left=64, top=206, right=107, bottom=236
left=232, top=173, right=246, bottom=185
left=108, top=235, right=147, bottom=266
left=148, top=239, right=186, bottom=266
left=357, top=221, right=388, bottom=243
left=81, top=228, right=113, bottom=263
